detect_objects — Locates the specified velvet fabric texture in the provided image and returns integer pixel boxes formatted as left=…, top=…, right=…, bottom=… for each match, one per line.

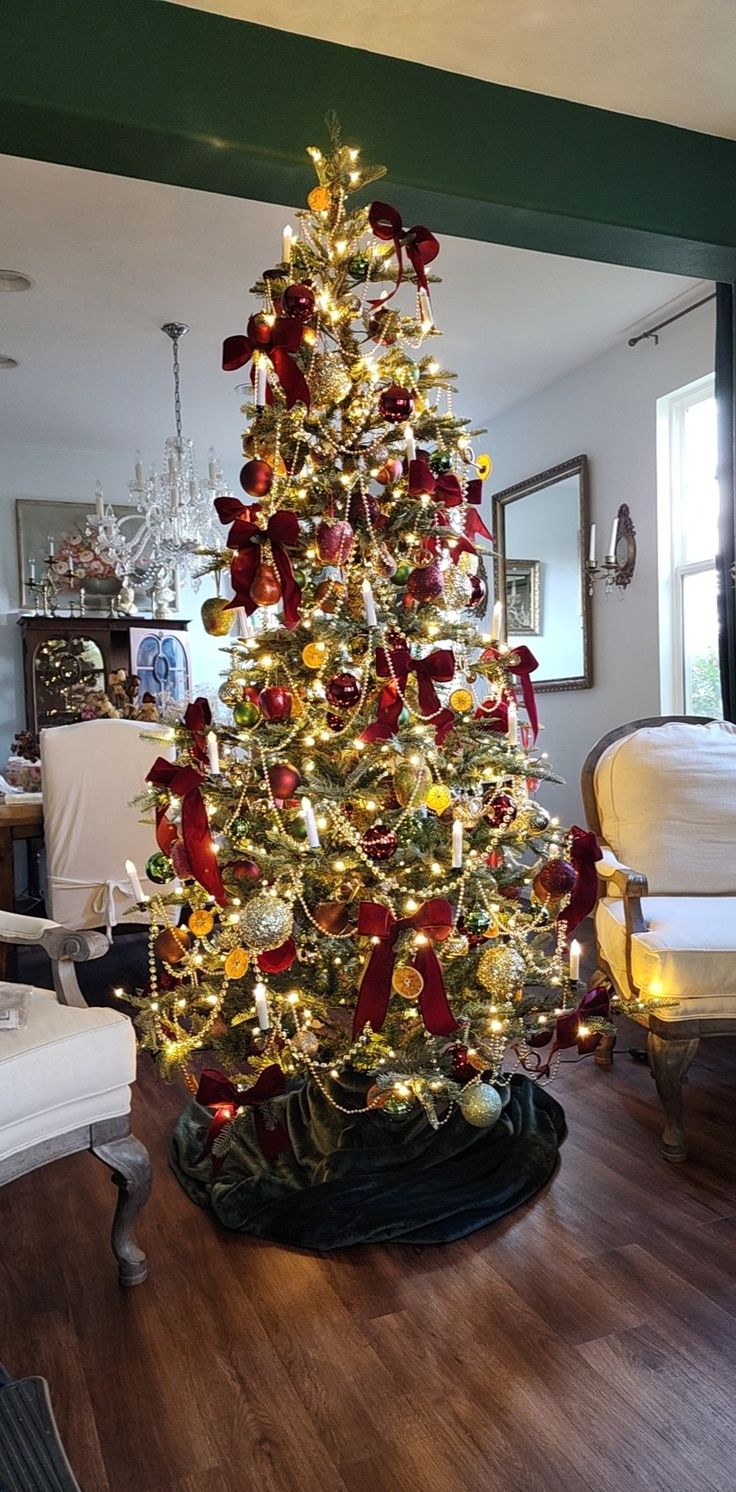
left=170, top=1070, right=566, bottom=1250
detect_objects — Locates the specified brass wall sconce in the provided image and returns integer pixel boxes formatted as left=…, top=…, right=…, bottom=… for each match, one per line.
left=586, top=504, right=636, bottom=595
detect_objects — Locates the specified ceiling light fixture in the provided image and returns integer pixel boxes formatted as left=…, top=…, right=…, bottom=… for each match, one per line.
left=0, top=270, right=34, bottom=292
left=90, top=322, right=227, bottom=609
left=0, top=355, right=19, bottom=368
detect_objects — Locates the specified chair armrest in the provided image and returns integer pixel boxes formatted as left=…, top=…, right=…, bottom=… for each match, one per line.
left=0, top=911, right=109, bottom=1009
left=596, top=847, right=649, bottom=934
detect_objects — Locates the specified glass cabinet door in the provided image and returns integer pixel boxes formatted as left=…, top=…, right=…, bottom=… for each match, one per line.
left=130, top=628, right=191, bottom=710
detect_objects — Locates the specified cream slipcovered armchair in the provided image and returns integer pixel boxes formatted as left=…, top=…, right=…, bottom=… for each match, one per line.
left=582, top=716, right=736, bottom=1162
left=0, top=910, right=151, bottom=1283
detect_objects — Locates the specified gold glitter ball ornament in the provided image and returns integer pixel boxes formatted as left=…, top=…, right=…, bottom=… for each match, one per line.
left=442, top=566, right=473, bottom=611
left=291, top=1028, right=320, bottom=1057
left=459, top=1081, right=503, bottom=1128
left=393, top=759, right=432, bottom=808
left=241, top=895, right=293, bottom=952
left=308, top=352, right=352, bottom=408
left=477, top=944, right=526, bottom=998
left=426, top=783, right=452, bottom=815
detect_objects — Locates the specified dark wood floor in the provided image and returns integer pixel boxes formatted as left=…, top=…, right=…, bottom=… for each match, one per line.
left=4, top=970, right=736, bottom=1490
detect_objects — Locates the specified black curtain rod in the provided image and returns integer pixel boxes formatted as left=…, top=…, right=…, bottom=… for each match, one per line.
left=628, top=291, right=716, bottom=347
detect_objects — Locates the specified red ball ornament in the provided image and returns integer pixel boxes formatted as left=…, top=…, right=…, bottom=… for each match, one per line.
left=259, top=686, right=292, bottom=722
left=485, top=792, right=517, bottom=828
left=326, top=672, right=361, bottom=708
left=348, top=489, right=381, bottom=529
left=533, top=858, right=576, bottom=905
left=406, top=558, right=444, bottom=602
left=267, top=761, right=301, bottom=798
left=379, top=385, right=414, bottom=424
left=361, top=824, right=398, bottom=861
left=468, top=573, right=488, bottom=611
left=239, top=458, right=273, bottom=498
left=326, top=711, right=343, bottom=732
left=377, top=458, right=403, bottom=485
left=230, top=858, right=261, bottom=882
left=316, top=519, right=354, bottom=565
left=282, top=283, right=315, bottom=320
left=246, top=313, right=274, bottom=348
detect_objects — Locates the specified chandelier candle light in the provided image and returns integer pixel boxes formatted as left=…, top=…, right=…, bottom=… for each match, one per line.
left=90, top=323, right=230, bottom=611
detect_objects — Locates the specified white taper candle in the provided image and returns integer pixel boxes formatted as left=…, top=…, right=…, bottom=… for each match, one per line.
left=452, top=818, right=463, bottom=869
left=302, top=797, right=320, bottom=848
left=490, top=600, right=503, bottom=642
left=362, top=578, right=378, bottom=628
left=125, top=859, right=144, bottom=902
left=206, top=730, right=220, bottom=775
left=254, top=981, right=270, bottom=1030
left=282, top=224, right=293, bottom=264
left=507, top=701, right=518, bottom=745
left=606, top=514, right=619, bottom=562
left=569, top=940, right=581, bottom=982
left=405, top=424, right=416, bottom=463
left=255, top=358, right=268, bottom=406
left=588, top=522, right=596, bottom=566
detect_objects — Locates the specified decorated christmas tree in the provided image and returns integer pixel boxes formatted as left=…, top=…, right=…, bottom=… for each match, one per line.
left=130, top=119, right=626, bottom=1242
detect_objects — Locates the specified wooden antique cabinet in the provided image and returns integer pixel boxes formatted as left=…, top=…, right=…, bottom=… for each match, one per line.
left=18, top=614, right=191, bottom=732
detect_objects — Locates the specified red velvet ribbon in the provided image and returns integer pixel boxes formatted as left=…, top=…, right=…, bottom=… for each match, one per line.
left=557, top=826, right=603, bottom=936
left=531, top=984, right=612, bottom=1077
left=196, top=1065, right=289, bottom=1168
left=474, top=698, right=509, bottom=733
left=362, top=644, right=455, bottom=745
left=368, top=201, right=439, bottom=307
left=257, top=937, right=296, bottom=975
left=483, top=644, right=540, bottom=739
left=215, top=497, right=302, bottom=630
left=352, top=899, right=457, bottom=1038
left=222, top=315, right=310, bottom=411
left=183, top=696, right=211, bottom=765
left=146, top=757, right=226, bottom=904
left=407, top=460, right=493, bottom=547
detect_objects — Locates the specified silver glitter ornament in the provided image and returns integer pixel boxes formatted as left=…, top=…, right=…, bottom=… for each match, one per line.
left=241, top=894, right=293, bottom=951
left=459, top=1081, right=503, bottom=1128
left=442, top=566, right=473, bottom=611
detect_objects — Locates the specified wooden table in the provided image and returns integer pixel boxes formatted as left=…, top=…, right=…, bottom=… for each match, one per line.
left=0, top=800, right=44, bottom=980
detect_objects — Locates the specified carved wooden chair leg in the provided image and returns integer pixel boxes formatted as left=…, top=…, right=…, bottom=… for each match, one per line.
left=594, top=1032, right=616, bottom=1068
left=90, top=1126, right=152, bottom=1285
left=647, top=1031, right=699, bottom=1163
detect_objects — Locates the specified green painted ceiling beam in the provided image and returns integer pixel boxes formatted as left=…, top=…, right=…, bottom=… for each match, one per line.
left=2, top=0, right=736, bottom=280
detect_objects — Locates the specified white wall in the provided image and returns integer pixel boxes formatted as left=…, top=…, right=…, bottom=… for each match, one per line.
left=0, top=444, right=240, bottom=758
left=484, top=298, right=715, bottom=826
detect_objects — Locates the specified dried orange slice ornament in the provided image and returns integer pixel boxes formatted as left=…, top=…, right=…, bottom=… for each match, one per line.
left=188, top=909, right=215, bottom=937
left=308, top=185, right=330, bottom=212
left=224, top=946, right=250, bottom=980
left=392, top=965, right=424, bottom=1000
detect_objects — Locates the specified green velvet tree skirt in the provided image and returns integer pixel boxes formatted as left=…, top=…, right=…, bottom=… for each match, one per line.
left=170, top=1070, right=566, bottom=1250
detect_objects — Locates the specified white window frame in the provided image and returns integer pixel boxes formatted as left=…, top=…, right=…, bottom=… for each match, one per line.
left=656, top=372, right=717, bottom=714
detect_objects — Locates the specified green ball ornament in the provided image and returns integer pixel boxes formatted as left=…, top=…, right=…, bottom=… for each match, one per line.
left=292, top=568, right=306, bottom=588
left=464, top=907, right=491, bottom=935
left=347, top=253, right=370, bottom=281
left=384, top=1095, right=414, bottom=1117
left=229, top=815, right=250, bottom=844
left=459, top=1082, right=503, bottom=1128
left=288, top=814, right=308, bottom=841
left=429, top=450, right=453, bottom=475
left=145, top=852, right=173, bottom=885
left=233, top=699, right=259, bottom=728
left=391, top=563, right=412, bottom=586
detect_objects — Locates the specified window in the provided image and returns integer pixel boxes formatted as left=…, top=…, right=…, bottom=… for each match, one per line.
left=657, top=374, right=723, bottom=718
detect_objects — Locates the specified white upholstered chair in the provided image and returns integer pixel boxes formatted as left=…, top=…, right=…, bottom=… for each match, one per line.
left=582, top=716, right=736, bottom=1162
left=40, top=717, right=171, bottom=932
left=0, top=910, right=151, bottom=1284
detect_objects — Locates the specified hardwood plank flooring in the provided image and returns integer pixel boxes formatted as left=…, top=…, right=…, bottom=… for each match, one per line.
left=4, top=996, right=736, bottom=1491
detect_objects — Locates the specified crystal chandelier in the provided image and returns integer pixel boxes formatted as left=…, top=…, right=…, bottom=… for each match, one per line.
left=91, top=322, right=228, bottom=605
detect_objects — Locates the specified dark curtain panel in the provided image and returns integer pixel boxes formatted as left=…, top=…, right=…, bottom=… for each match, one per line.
left=716, top=283, right=736, bottom=721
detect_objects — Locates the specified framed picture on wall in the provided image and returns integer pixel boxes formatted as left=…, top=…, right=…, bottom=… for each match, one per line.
left=15, top=498, right=146, bottom=610
left=506, top=559, right=541, bottom=634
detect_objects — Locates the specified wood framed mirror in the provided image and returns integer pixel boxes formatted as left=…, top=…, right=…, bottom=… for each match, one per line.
left=492, top=455, right=592, bottom=692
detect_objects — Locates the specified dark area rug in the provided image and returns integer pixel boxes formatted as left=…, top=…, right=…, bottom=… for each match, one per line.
left=171, top=1068, right=566, bottom=1250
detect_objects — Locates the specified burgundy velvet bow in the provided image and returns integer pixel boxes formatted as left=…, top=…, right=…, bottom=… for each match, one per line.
left=362, top=644, right=455, bottom=745
left=368, top=201, right=439, bottom=306
left=146, top=757, right=226, bottom=904
left=557, top=826, right=603, bottom=936
left=407, top=459, right=493, bottom=547
left=183, top=696, right=212, bottom=765
left=196, top=1065, right=289, bottom=1169
left=353, top=899, right=457, bottom=1039
left=215, top=496, right=302, bottom=631
left=222, top=314, right=310, bottom=410
left=474, top=698, right=509, bottom=733
left=532, top=984, right=612, bottom=1077
left=484, top=643, right=540, bottom=739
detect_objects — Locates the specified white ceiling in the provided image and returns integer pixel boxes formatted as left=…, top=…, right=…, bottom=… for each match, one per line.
left=0, top=152, right=702, bottom=467
left=171, top=0, right=736, bottom=140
